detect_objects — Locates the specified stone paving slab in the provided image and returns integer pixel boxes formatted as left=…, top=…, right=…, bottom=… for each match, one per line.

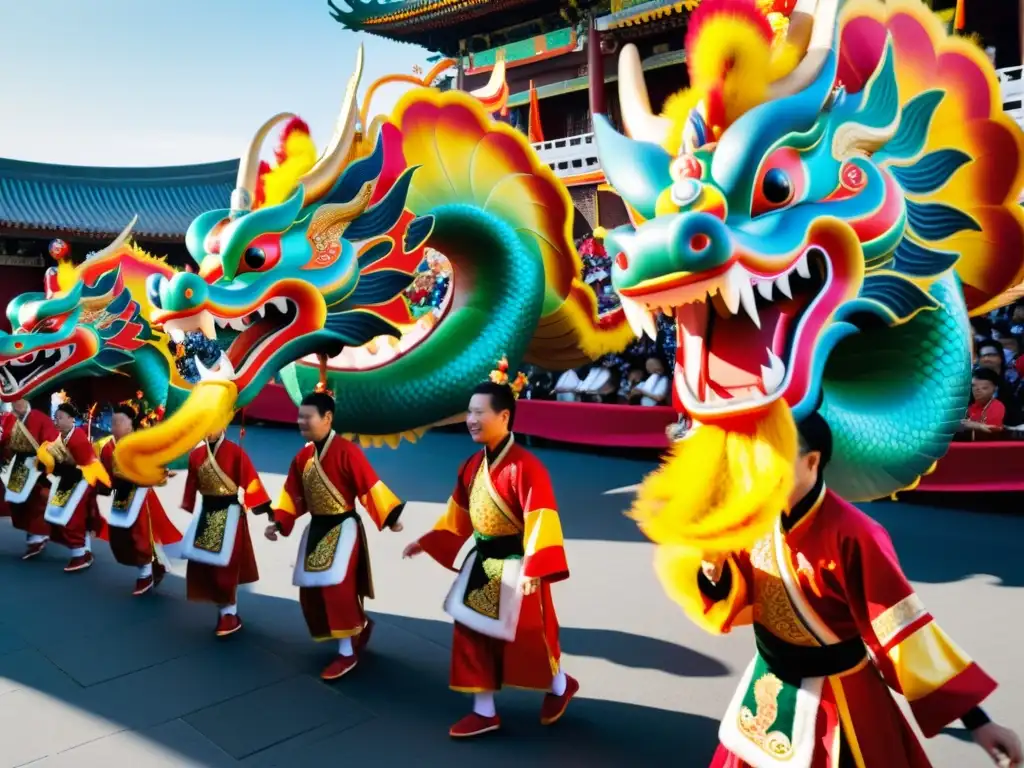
left=0, top=426, right=1018, bottom=767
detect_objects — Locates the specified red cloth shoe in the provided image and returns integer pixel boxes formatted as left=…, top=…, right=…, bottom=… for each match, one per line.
left=355, top=618, right=375, bottom=652
left=449, top=713, right=501, bottom=739
left=22, top=540, right=47, bottom=560
left=215, top=614, right=243, bottom=637
left=540, top=674, right=579, bottom=725
left=133, top=575, right=155, bottom=596
left=64, top=552, right=94, bottom=573
left=320, top=654, right=358, bottom=681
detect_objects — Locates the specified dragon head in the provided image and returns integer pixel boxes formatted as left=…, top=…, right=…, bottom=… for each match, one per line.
left=0, top=219, right=173, bottom=402
left=146, top=46, right=429, bottom=408
left=599, top=0, right=1024, bottom=435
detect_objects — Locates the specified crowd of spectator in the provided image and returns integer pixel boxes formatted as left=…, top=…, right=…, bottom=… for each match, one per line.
left=961, top=302, right=1024, bottom=441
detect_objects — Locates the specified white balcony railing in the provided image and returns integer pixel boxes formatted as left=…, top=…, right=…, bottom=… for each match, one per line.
left=531, top=132, right=601, bottom=179
left=527, top=71, right=1023, bottom=182
left=999, top=65, right=1023, bottom=130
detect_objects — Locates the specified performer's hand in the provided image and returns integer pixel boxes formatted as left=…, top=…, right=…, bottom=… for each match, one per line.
left=520, top=577, right=541, bottom=596
left=389, top=521, right=404, bottom=533
left=402, top=540, right=423, bottom=558
left=701, top=557, right=725, bottom=585
left=974, top=723, right=1023, bottom=767
left=264, top=524, right=279, bottom=542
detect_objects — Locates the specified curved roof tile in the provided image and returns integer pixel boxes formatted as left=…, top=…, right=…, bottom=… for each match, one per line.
left=0, top=156, right=237, bottom=240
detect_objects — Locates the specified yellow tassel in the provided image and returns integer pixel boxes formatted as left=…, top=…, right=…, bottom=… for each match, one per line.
left=80, top=460, right=111, bottom=488
left=36, top=443, right=56, bottom=474
left=629, top=399, right=797, bottom=556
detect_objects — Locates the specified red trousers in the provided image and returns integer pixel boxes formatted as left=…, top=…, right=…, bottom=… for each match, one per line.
left=299, top=535, right=369, bottom=641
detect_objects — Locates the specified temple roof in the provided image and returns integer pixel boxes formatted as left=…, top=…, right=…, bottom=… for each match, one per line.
left=0, top=156, right=236, bottom=241
left=328, top=0, right=602, bottom=56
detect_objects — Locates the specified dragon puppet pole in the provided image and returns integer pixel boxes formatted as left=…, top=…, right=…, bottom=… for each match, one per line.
left=316, top=353, right=329, bottom=394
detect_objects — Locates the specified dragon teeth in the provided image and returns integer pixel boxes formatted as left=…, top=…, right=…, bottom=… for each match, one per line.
left=775, top=272, right=793, bottom=299
left=795, top=252, right=811, bottom=280
left=268, top=298, right=289, bottom=314
left=620, top=295, right=657, bottom=340
left=760, top=348, right=786, bottom=395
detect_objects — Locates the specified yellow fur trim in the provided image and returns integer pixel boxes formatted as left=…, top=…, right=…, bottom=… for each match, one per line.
left=661, top=16, right=801, bottom=155
left=343, top=428, right=428, bottom=450
left=630, top=399, right=797, bottom=555
left=261, top=131, right=318, bottom=208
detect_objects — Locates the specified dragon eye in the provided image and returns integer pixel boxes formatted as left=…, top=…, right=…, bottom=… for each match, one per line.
left=761, top=168, right=792, bottom=205
left=243, top=247, right=266, bottom=270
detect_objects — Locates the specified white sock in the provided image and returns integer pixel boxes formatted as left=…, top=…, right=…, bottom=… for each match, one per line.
left=472, top=692, right=496, bottom=718
left=218, top=604, right=238, bottom=617
left=69, top=546, right=87, bottom=558
left=551, top=668, right=567, bottom=696
left=138, top=562, right=153, bottom=579
left=338, top=637, right=354, bottom=657
left=84, top=533, right=92, bottom=553
left=26, top=534, right=48, bottom=545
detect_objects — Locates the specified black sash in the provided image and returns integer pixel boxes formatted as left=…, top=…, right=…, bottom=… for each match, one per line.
left=201, top=494, right=236, bottom=512
left=52, top=464, right=84, bottom=495
left=754, top=624, right=867, bottom=685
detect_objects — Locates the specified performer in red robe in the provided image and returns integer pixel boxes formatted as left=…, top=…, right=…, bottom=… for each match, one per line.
left=404, top=370, right=579, bottom=739
left=3, top=399, right=58, bottom=559
left=97, top=405, right=183, bottom=596
left=266, top=391, right=405, bottom=681
left=677, top=413, right=1022, bottom=768
left=0, top=406, right=14, bottom=519
left=180, top=429, right=271, bottom=637
left=37, top=402, right=110, bottom=572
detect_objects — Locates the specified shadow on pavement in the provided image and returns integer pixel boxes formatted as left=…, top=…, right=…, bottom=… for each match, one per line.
left=861, top=499, right=1024, bottom=587
left=0, top=529, right=721, bottom=766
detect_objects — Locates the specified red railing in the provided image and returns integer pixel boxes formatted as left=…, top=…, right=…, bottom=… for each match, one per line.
left=245, top=385, right=1018, bottom=492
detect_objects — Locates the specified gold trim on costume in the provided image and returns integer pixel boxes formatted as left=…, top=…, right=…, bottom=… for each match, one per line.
left=871, top=593, right=927, bottom=649
left=831, top=671, right=869, bottom=768
left=196, top=438, right=239, bottom=497
left=305, top=523, right=342, bottom=572
left=49, top=432, right=74, bottom=466
left=749, top=533, right=819, bottom=647
left=8, top=418, right=39, bottom=455
left=8, top=457, right=30, bottom=493
left=194, top=508, right=229, bottom=553
left=302, top=432, right=352, bottom=515
left=468, top=461, right=522, bottom=537
left=481, top=434, right=519, bottom=527
left=737, top=672, right=794, bottom=759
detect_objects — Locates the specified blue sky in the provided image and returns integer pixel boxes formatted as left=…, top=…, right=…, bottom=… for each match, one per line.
left=0, top=0, right=432, bottom=166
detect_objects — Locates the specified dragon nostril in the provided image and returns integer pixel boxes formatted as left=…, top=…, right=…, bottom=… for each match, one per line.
left=146, top=275, right=164, bottom=310
left=615, top=252, right=629, bottom=270
left=184, top=288, right=194, bottom=300
left=690, top=234, right=710, bottom=252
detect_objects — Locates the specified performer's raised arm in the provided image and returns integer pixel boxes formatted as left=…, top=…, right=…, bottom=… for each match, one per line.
left=843, top=518, right=997, bottom=738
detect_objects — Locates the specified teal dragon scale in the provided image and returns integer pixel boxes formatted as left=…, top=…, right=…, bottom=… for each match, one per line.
left=595, top=0, right=1024, bottom=501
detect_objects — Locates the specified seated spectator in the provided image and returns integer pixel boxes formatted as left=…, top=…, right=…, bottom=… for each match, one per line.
left=1010, top=303, right=1024, bottom=337
left=577, top=362, right=619, bottom=403
left=524, top=367, right=555, bottom=400
left=634, top=357, right=670, bottom=407
left=961, top=368, right=1005, bottom=440
left=554, top=367, right=586, bottom=402
left=975, top=338, right=1006, bottom=377
left=620, top=367, right=645, bottom=404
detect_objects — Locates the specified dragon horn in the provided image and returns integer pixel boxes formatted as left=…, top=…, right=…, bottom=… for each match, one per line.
left=87, top=215, right=138, bottom=261
left=617, top=43, right=673, bottom=146
left=767, top=0, right=839, bottom=100
left=296, top=44, right=365, bottom=208
left=230, top=112, right=298, bottom=217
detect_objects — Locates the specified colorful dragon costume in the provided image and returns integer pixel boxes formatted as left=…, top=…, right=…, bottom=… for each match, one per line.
left=0, top=222, right=187, bottom=413
left=105, top=47, right=629, bottom=484
left=596, top=0, right=1024, bottom=554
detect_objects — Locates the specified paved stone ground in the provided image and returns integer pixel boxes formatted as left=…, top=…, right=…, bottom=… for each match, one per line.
left=0, top=425, right=1020, bottom=767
